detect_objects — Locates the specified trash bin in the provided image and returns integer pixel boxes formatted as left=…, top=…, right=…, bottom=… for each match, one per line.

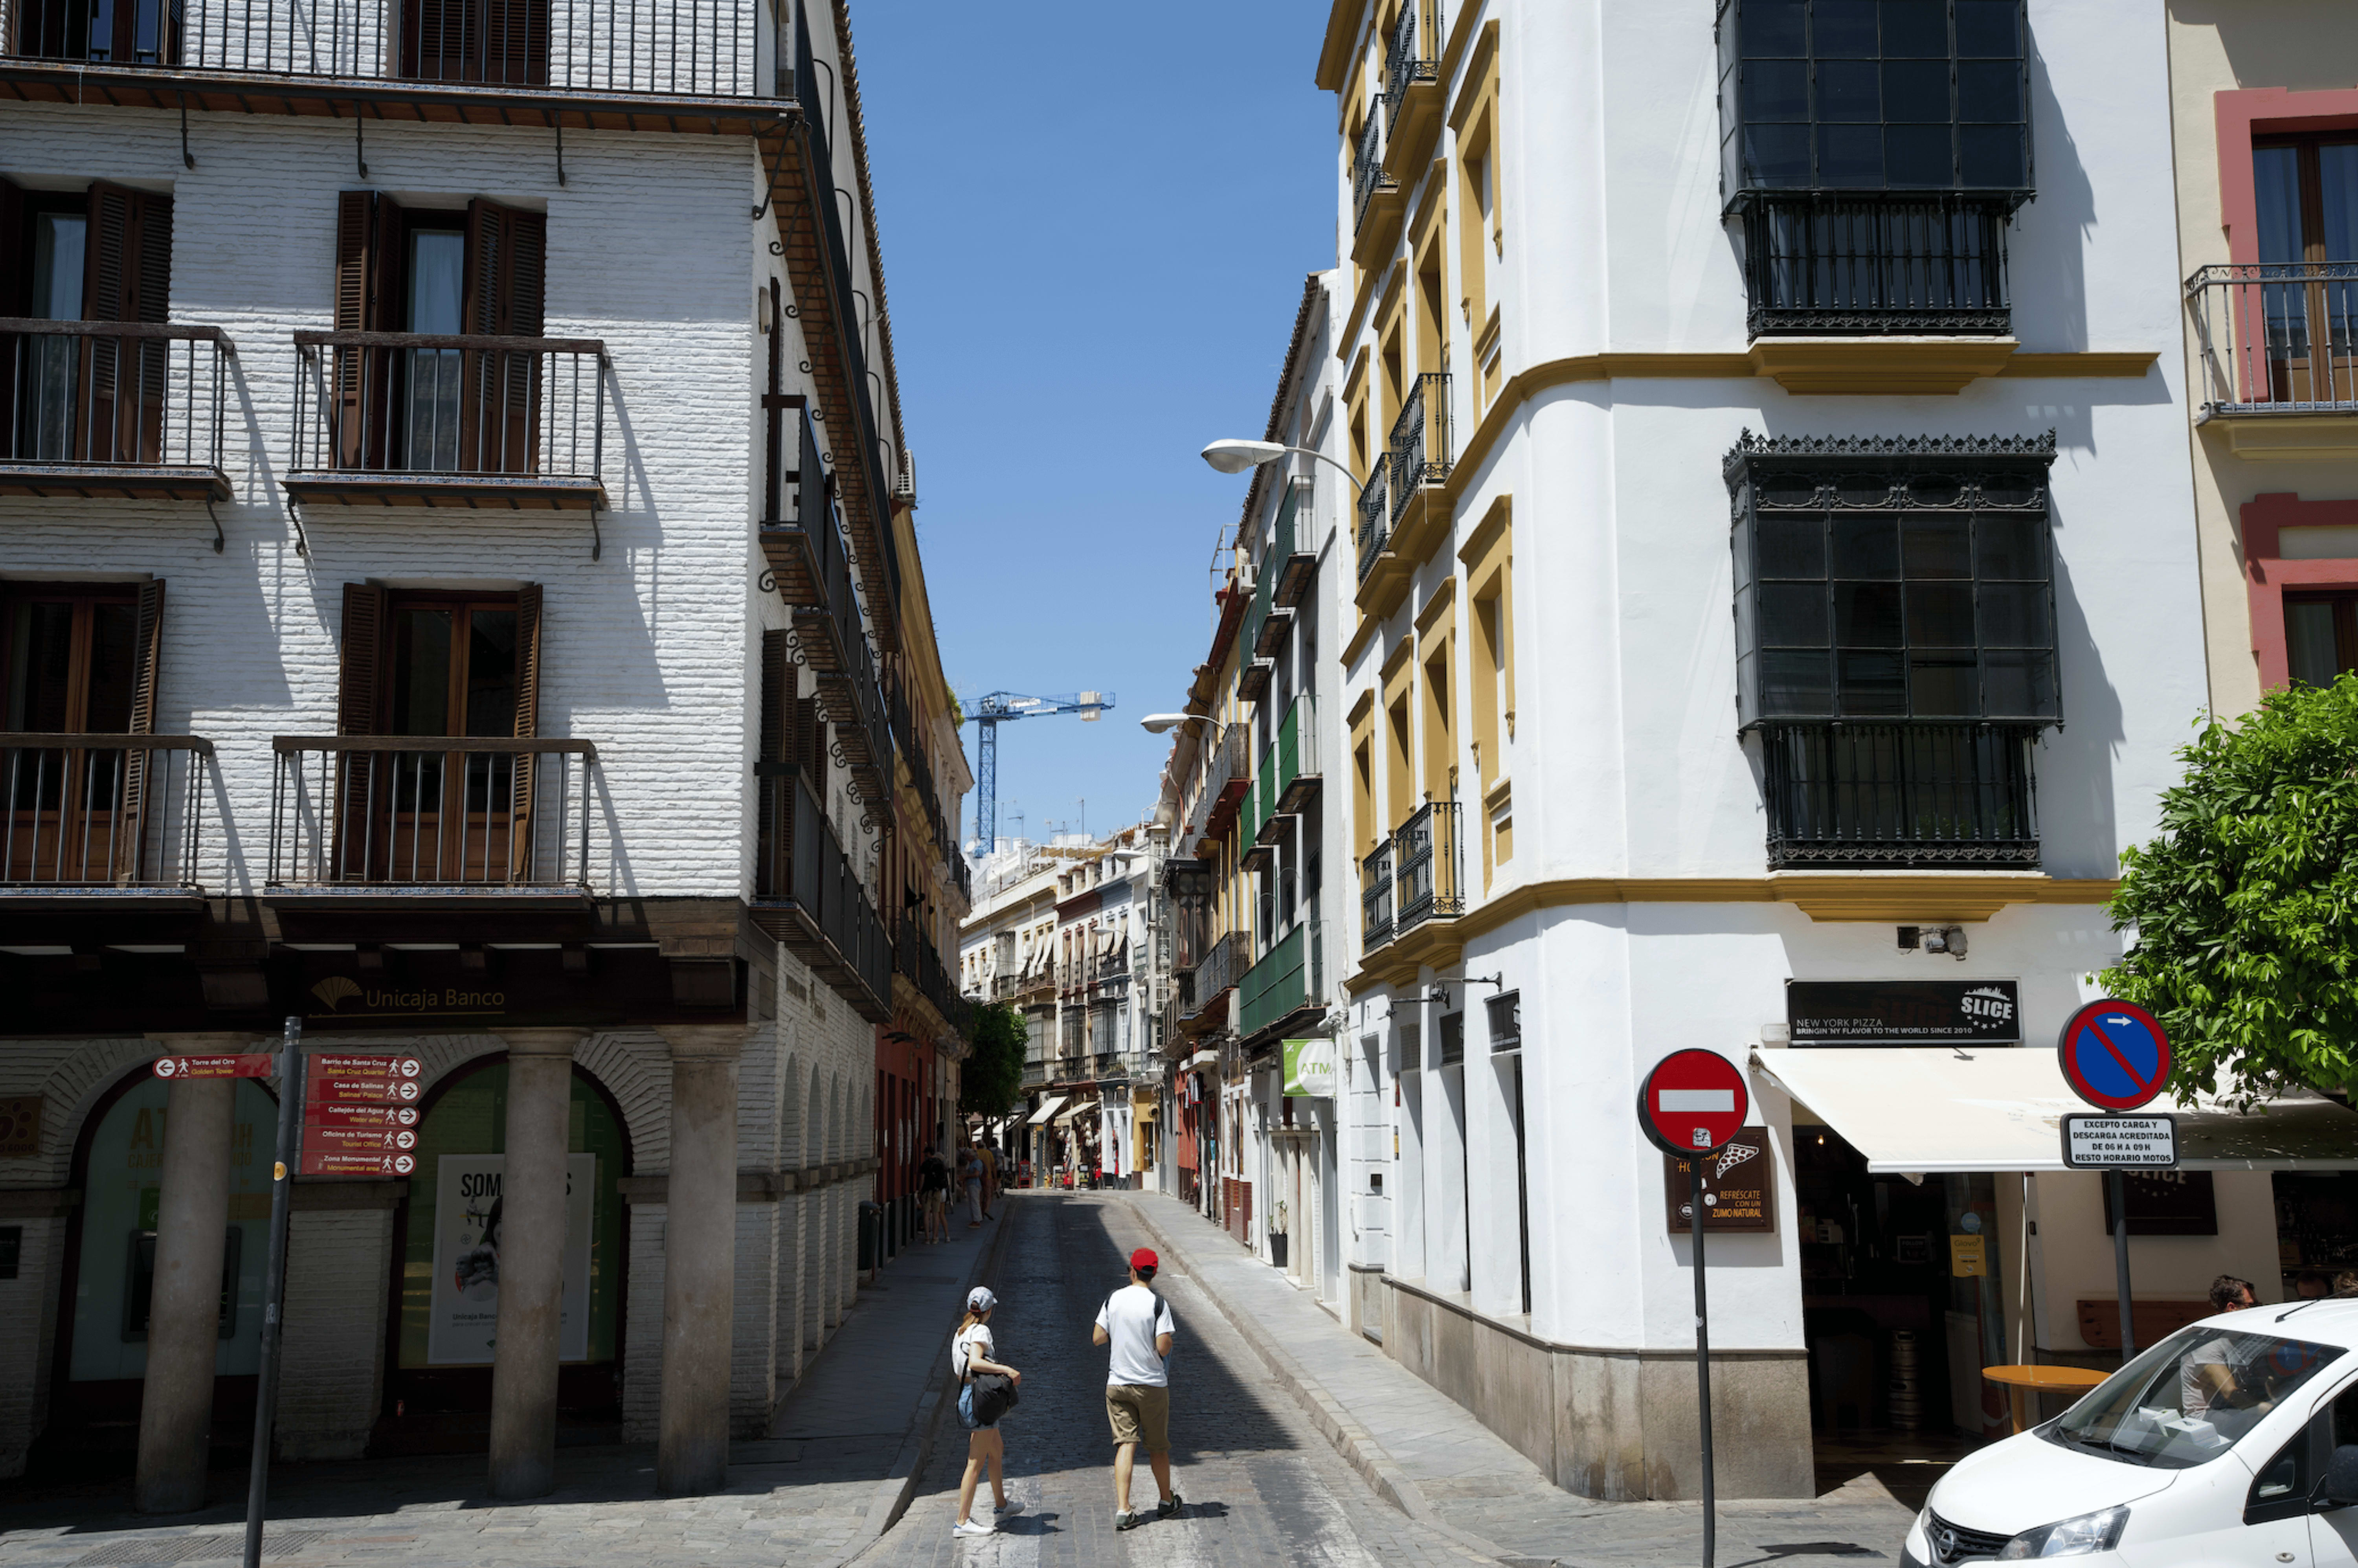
left=857, top=1200, right=882, bottom=1271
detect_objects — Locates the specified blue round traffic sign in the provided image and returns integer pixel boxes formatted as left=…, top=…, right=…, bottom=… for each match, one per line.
left=2057, top=999, right=2171, bottom=1112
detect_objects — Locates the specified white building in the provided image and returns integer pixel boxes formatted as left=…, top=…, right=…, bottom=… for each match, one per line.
left=1296, top=0, right=2299, bottom=1504
left=0, top=0, right=970, bottom=1507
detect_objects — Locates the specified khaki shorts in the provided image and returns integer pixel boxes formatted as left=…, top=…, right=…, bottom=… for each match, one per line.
left=1105, top=1383, right=1170, bottom=1451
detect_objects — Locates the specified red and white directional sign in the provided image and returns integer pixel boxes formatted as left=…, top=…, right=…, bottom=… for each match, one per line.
left=153, top=1054, right=276, bottom=1080
left=2057, top=1000, right=2171, bottom=1113
left=299, top=1056, right=425, bottom=1176
left=1638, top=1049, right=1750, bottom=1158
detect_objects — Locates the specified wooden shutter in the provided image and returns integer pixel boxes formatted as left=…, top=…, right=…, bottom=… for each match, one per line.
left=758, top=628, right=791, bottom=895
left=82, top=184, right=171, bottom=463
left=507, top=584, right=544, bottom=878
left=463, top=198, right=546, bottom=475
left=0, top=176, right=22, bottom=446
left=798, top=696, right=827, bottom=799
left=116, top=580, right=165, bottom=880
left=337, top=583, right=387, bottom=735
left=332, top=190, right=404, bottom=469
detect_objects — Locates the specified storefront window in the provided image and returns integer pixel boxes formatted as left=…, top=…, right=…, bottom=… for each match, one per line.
left=394, top=1061, right=627, bottom=1409
left=70, top=1078, right=275, bottom=1382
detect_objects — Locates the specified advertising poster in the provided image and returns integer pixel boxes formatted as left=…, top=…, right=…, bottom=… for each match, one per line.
left=1283, top=1038, right=1338, bottom=1098
left=427, top=1152, right=595, bottom=1365
left=1785, top=979, right=2021, bottom=1045
left=1662, top=1127, right=1776, bottom=1234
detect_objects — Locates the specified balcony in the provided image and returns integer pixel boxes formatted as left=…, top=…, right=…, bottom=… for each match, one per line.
left=1354, top=452, right=1392, bottom=585
left=0, top=321, right=233, bottom=501
left=1758, top=723, right=2040, bottom=870
left=285, top=332, right=607, bottom=511
left=1381, top=0, right=1444, bottom=176
left=753, top=763, right=891, bottom=1018
left=1238, top=920, right=1325, bottom=1042
left=1735, top=193, right=2020, bottom=386
left=1351, top=105, right=1404, bottom=268
left=1361, top=801, right=1464, bottom=969
left=1268, top=694, right=1320, bottom=815
left=1, top=0, right=771, bottom=101
left=265, top=735, right=600, bottom=905
left=1177, top=929, right=1243, bottom=1023
left=2187, top=263, right=2358, bottom=459
left=1357, top=376, right=1452, bottom=616
left=1182, top=725, right=1251, bottom=851
left=1360, top=839, right=1393, bottom=956
left=0, top=734, right=212, bottom=905
left=1270, top=476, right=1317, bottom=609
left=895, top=917, right=972, bottom=1039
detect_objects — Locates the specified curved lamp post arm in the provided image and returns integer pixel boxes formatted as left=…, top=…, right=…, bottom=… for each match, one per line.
left=1271, top=445, right=1366, bottom=500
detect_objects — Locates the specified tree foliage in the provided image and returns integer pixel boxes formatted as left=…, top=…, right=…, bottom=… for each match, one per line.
left=2102, top=674, right=2358, bottom=1105
left=960, top=1002, right=1028, bottom=1118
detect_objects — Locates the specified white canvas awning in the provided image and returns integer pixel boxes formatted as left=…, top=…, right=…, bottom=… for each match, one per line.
left=1750, top=1047, right=2358, bottom=1174
left=1025, top=1094, right=1069, bottom=1127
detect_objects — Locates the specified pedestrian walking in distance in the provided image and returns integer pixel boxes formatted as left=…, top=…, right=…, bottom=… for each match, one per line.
left=1092, top=1246, right=1179, bottom=1530
left=951, top=1286, right=1023, bottom=1537
left=919, top=1144, right=950, bottom=1244
left=962, top=1143, right=986, bottom=1228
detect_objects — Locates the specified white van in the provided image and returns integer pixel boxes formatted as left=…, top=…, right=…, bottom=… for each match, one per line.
left=1907, top=1300, right=2358, bottom=1566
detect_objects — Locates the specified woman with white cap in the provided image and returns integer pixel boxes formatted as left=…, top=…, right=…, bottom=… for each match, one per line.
left=951, top=1285, right=1022, bottom=1537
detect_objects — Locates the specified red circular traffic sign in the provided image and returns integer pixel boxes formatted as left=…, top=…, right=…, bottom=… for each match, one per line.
left=1639, top=1049, right=1750, bottom=1157
left=2057, top=999, right=2172, bottom=1112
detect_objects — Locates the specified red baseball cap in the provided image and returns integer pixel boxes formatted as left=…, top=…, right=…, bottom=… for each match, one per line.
left=1130, top=1247, right=1159, bottom=1272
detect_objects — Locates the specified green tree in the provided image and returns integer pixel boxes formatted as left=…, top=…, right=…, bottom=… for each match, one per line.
left=2102, top=674, right=2358, bottom=1105
left=960, top=1002, right=1028, bottom=1118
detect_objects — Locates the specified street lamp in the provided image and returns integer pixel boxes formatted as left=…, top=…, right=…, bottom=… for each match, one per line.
left=1199, top=439, right=1368, bottom=498
left=1140, top=712, right=1221, bottom=735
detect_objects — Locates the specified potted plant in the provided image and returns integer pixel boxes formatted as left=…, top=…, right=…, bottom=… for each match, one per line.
left=1268, top=1198, right=1289, bottom=1269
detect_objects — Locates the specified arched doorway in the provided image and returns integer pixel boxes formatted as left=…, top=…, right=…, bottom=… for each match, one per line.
left=376, top=1055, right=631, bottom=1455
left=40, top=1068, right=277, bottom=1470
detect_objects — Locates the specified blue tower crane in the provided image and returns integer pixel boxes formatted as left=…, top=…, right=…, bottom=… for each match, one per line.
left=964, top=690, right=1113, bottom=854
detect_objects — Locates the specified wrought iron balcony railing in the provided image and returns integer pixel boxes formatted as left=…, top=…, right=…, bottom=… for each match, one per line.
left=1383, top=0, right=1438, bottom=134
left=1759, top=722, right=2040, bottom=869
left=0, top=733, right=211, bottom=889
left=1178, top=929, right=1243, bottom=1019
left=755, top=762, right=892, bottom=1008
left=288, top=331, right=606, bottom=501
left=2187, top=262, right=2358, bottom=416
left=1735, top=193, right=2016, bottom=339
left=3, top=0, right=770, bottom=98
left=1387, top=371, right=1451, bottom=523
left=1352, top=105, right=1396, bottom=231
left=267, top=735, right=599, bottom=890
left=1181, top=725, right=1251, bottom=846
left=1, top=321, right=232, bottom=496
left=1360, top=838, right=1393, bottom=955
left=1392, top=799, right=1464, bottom=933
left=1237, top=920, right=1324, bottom=1041
left=1354, top=452, right=1392, bottom=583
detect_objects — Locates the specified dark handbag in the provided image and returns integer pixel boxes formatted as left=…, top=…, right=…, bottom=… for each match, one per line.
left=968, top=1371, right=1019, bottom=1425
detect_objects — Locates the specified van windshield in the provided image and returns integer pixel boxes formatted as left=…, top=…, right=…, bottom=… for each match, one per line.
left=2046, top=1323, right=2342, bottom=1469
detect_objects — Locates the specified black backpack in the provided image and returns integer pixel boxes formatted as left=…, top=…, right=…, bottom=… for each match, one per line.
left=960, top=1329, right=1021, bottom=1424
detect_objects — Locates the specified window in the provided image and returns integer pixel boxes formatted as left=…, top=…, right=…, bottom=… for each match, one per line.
left=2251, top=138, right=2358, bottom=405
left=1, top=580, right=164, bottom=884
left=1486, top=990, right=1521, bottom=1052
left=9, top=0, right=181, bottom=64
left=1728, top=432, right=2057, bottom=867
left=5, top=181, right=174, bottom=465
left=1715, top=0, right=2030, bottom=335
left=2288, top=594, right=2358, bottom=687
left=402, top=0, right=550, bottom=85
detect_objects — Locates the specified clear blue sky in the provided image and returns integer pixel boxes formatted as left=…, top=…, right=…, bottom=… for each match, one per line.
left=853, top=4, right=1336, bottom=849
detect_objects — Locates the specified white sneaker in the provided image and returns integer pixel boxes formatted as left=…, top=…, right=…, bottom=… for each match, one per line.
left=994, top=1500, right=1024, bottom=1518
left=953, top=1518, right=995, bottom=1537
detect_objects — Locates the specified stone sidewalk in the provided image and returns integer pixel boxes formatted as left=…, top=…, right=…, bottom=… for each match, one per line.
left=1125, top=1191, right=1919, bottom=1568
left=0, top=1207, right=1009, bottom=1568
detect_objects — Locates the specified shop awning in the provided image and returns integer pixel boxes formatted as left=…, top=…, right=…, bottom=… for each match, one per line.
left=1025, top=1094, right=1069, bottom=1127
left=1751, top=1047, right=2358, bottom=1174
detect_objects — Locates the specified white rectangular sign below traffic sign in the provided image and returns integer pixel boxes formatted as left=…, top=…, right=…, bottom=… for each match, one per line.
left=2062, top=1114, right=2178, bottom=1169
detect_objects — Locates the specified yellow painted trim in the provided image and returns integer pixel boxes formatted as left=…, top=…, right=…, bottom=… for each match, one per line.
left=1447, top=18, right=1500, bottom=134
left=1483, top=774, right=1512, bottom=813
left=1343, top=611, right=1383, bottom=668
left=1342, top=342, right=1370, bottom=405
left=1999, top=352, right=2158, bottom=378
left=1351, top=186, right=1409, bottom=272
left=1748, top=337, right=2020, bottom=395
left=1379, top=628, right=1418, bottom=681
left=2214, top=413, right=2358, bottom=461
left=1316, top=0, right=1365, bottom=92
left=1414, top=572, right=1457, bottom=636
left=1372, top=267, right=1407, bottom=362
left=1407, top=157, right=1448, bottom=254
left=1457, top=493, right=1511, bottom=566
left=1346, top=686, right=1377, bottom=729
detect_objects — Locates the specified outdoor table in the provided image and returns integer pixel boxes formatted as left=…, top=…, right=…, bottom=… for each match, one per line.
left=1983, top=1364, right=2109, bottom=1434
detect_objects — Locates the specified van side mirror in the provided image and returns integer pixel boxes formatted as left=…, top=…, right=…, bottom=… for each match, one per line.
left=2319, top=1445, right=2358, bottom=1510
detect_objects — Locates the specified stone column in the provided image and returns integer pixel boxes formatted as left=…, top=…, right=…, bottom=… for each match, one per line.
left=655, top=1026, right=744, bottom=1495
left=487, top=1029, right=584, bottom=1499
left=135, top=1032, right=257, bottom=1514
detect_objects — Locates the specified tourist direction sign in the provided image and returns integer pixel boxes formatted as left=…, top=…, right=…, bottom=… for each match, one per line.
left=154, top=1053, right=276, bottom=1079
left=299, top=1056, right=424, bottom=1175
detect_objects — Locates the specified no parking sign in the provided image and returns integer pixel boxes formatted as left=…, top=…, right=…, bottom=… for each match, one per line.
left=2057, top=999, right=2171, bottom=1112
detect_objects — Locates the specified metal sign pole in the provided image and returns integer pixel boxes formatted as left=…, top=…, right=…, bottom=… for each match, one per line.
left=244, top=1016, right=304, bottom=1568
left=2107, top=1169, right=2136, bottom=1364
left=1693, top=1158, right=1715, bottom=1568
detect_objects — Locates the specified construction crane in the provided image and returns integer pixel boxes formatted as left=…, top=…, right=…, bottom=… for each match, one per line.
left=964, top=690, right=1112, bottom=854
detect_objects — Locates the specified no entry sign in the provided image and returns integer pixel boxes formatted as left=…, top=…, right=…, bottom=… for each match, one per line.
left=1638, top=1049, right=1750, bottom=1157
left=2057, top=1000, right=2171, bottom=1112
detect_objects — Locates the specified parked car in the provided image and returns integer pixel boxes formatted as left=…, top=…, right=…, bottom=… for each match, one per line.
left=1908, top=1301, right=2358, bottom=1566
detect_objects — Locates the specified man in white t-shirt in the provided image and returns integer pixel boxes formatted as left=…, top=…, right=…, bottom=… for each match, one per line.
left=1092, top=1246, right=1179, bottom=1531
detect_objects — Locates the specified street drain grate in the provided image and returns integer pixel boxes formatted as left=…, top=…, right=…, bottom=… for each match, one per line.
left=70, top=1530, right=328, bottom=1565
